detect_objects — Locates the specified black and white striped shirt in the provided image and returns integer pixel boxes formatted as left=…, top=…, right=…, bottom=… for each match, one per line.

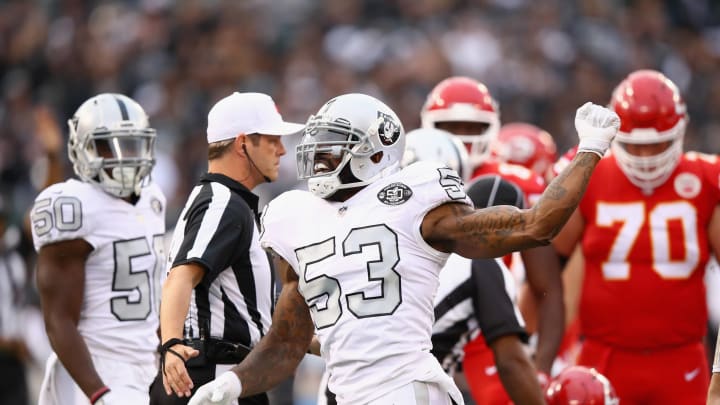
left=431, top=256, right=528, bottom=375
left=167, top=173, right=275, bottom=347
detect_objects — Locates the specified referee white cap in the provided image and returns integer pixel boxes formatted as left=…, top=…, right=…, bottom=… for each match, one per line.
left=207, top=92, right=304, bottom=143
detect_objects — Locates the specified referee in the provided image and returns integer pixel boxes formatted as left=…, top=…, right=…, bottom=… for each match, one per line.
left=150, top=92, right=303, bottom=405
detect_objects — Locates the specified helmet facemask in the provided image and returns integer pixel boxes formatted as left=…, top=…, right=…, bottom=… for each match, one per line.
left=297, top=94, right=404, bottom=199
left=67, top=94, right=156, bottom=198
left=611, top=120, right=685, bottom=194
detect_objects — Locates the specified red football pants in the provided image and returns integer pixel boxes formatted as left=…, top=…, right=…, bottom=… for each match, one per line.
left=462, top=336, right=512, bottom=405
left=578, top=339, right=709, bottom=405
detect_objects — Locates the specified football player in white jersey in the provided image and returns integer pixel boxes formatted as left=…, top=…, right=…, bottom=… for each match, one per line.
left=187, top=94, right=619, bottom=405
left=30, top=93, right=166, bottom=405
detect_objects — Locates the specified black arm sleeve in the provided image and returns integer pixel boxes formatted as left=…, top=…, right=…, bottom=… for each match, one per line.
left=471, top=258, right=529, bottom=345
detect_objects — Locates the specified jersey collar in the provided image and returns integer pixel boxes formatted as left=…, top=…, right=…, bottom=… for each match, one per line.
left=201, top=172, right=260, bottom=213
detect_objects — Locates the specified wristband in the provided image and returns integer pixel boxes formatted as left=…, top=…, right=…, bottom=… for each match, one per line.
left=159, top=338, right=184, bottom=354
left=159, top=338, right=186, bottom=376
left=577, top=138, right=609, bottom=158
left=90, top=386, right=110, bottom=404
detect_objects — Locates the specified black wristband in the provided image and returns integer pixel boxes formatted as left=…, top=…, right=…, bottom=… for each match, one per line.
left=159, top=338, right=184, bottom=355
left=159, top=338, right=186, bottom=376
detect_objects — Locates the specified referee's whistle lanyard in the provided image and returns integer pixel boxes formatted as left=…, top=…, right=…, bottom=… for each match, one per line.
left=199, top=318, right=211, bottom=340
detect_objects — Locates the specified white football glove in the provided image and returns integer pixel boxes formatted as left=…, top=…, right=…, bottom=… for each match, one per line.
left=575, top=102, right=620, bottom=158
left=187, top=371, right=242, bottom=405
left=92, top=389, right=123, bottom=405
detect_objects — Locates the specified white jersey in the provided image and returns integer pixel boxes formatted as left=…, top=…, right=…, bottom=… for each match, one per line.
left=714, top=327, right=720, bottom=373
left=260, top=162, right=471, bottom=403
left=31, top=179, right=166, bottom=365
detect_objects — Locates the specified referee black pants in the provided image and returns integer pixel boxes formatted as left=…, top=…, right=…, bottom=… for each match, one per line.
left=0, top=351, right=29, bottom=405
left=149, top=364, right=268, bottom=405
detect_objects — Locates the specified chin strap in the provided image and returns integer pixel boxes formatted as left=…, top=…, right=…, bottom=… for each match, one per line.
left=243, top=143, right=271, bottom=183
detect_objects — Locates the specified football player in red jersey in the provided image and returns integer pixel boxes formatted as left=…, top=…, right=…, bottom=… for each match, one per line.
left=493, top=122, right=559, bottom=183
left=553, top=69, right=720, bottom=405
left=422, top=76, right=564, bottom=404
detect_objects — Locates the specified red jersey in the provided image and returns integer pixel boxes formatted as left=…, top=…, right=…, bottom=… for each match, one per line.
left=579, top=152, right=720, bottom=349
left=472, top=159, right=546, bottom=207
left=551, top=146, right=578, bottom=179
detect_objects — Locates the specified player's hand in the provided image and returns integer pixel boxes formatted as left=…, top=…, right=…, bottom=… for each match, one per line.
left=92, top=389, right=123, bottom=405
left=575, top=102, right=620, bottom=157
left=188, top=371, right=242, bottom=405
left=34, top=105, right=63, bottom=155
left=162, top=343, right=200, bottom=398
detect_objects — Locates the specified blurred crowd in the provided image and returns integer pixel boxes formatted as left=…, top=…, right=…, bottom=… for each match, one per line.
left=1, top=0, right=720, bottom=403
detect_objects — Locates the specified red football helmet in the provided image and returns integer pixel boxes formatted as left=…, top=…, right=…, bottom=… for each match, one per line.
left=610, top=69, right=687, bottom=191
left=545, top=366, right=619, bottom=405
left=493, top=122, right=557, bottom=179
left=421, top=76, right=500, bottom=168
left=550, top=146, right=578, bottom=180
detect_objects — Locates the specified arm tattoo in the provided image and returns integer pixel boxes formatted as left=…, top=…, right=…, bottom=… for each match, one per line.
left=456, top=152, right=599, bottom=254
left=542, top=152, right=596, bottom=201
left=459, top=204, right=528, bottom=250
left=232, top=281, right=314, bottom=397
left=530, top=152, right=598, bottom=238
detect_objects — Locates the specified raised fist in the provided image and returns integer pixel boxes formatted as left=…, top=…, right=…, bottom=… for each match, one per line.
left=575, top=102, right=620, bottom=157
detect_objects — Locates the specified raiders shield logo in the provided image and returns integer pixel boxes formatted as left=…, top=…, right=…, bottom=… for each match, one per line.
left=377, top=111, right=400, bottom=146
left=377, top=182, right=413, bottom=205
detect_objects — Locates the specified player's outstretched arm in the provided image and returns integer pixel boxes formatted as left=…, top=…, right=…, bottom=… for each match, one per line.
left=233, top=264, right=314, bottom=396
left=188, top=257, right=314, bottom=405
left=423, top=103, right=618, bottom=259
left=491, top=335, right=546, bottom=405
left=37, top=239, right=106, bottom=400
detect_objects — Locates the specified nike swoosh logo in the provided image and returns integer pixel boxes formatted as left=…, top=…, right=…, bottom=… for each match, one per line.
left=684, top=368, right=700, bottom=381
left=485, top=366, right=497, bottom=376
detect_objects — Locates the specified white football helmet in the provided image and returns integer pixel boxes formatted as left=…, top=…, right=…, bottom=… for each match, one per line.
left=401, top=128, right=471, bottom=182
left=297, top=93, right=405, bottom=198
left=68, top=93, right=156, bottom=198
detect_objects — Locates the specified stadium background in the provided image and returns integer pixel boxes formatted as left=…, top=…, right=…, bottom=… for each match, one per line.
left=1, top=0, right=719, bottom=404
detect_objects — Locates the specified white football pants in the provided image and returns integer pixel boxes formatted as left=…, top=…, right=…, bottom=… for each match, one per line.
left=38, top=352, right=156, bottom=405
